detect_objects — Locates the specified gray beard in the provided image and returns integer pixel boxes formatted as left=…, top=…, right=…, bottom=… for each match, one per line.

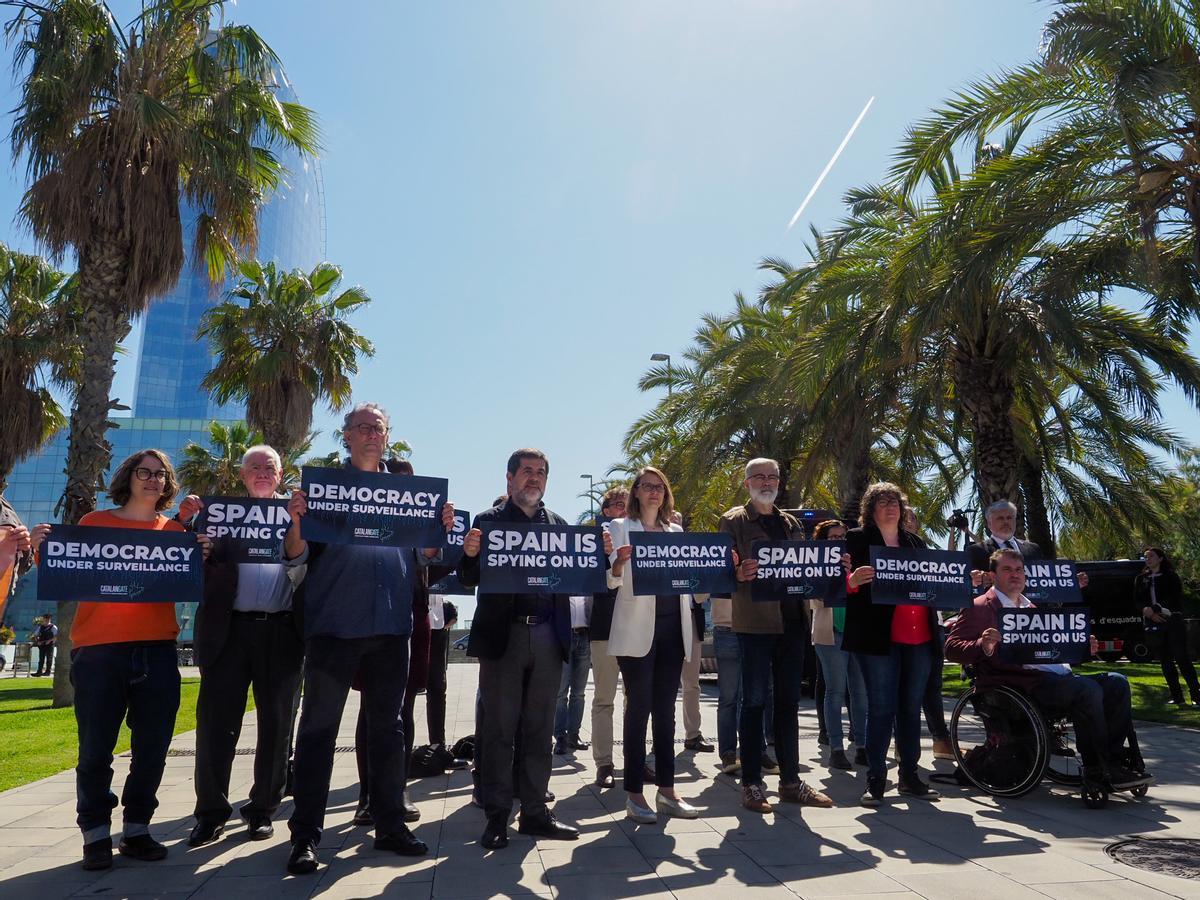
left=752, top=488, right=778, bottom=506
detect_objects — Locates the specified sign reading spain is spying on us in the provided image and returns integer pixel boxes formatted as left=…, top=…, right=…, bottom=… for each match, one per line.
left=195, top=497, right=290, bottom=564
left=751, top=540, right=847, bottom=605
left=629, top=532, right=736, bottom=596
left=37, top=524, right=203, bottom=605
left=1022, top=560, right=1083, bottom=605
left=868, top=546, right=973, bottom=610
left=479, top=523, right=607, bottom=594
left=998, top=608, right=1090, bottom=665
left=299, top=466, right=448, bottom=548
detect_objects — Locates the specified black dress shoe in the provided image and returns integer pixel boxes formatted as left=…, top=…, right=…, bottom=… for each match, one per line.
left=353, top=804, right=374, bottom=827
left=242, top=814, right=273, bottom=840
left=287, top=840, right=318, bottom=875
left=118, top=834, right=168, bottom=861
left=517, top=812, right=579, bottom=840
left=481, top=818, right=509, bottom=850
left=595, top=764, right=615, bottom=788
left=82, top=838, right=113, bottom=871
left=553, top=736, right=568, bottom=755
left=186, top=820, right=224, bottom=848
left=544, top=789, right=555, bottom=802
left=432, top=744, right=469, bottom=770
left=684, top=734, right=714, bottom=753
left=374, top=825, right=428, bottom=856
left=402, top=791, right=421, bottom=823
left=568, top=733, right=591, bottom=751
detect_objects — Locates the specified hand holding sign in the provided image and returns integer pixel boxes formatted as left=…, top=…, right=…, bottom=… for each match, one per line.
left=463, top=528, right=481, bottom=558
left=178, top=495, right=203, bottom=522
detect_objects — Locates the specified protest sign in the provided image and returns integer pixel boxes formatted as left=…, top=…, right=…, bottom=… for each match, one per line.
left=429, top=570, right=474, bottom=596
left=629, top=532, right=735, bottom=596
left=440, top=509, right=470, bottom=568
left=38, top=524, right=202, bottom=605
left=998, top=608, right=1090, bottom=665
left=751, top=540, right=847, bottom=605
left=1022, top=560, right=1083, bottom=605
left=299, top=466, right=447, bottom=548
left=479, top=522, right=606, bottom=594
left=868, top=547, right=972, bottom=610
left=194, top=496, right=290, bottom=564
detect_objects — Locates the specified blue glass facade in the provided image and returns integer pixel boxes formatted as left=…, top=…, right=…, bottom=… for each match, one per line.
left=3, top=72, right=326, bottom=641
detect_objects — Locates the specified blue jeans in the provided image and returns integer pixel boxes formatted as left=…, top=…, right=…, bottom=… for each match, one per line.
left=713, top=627, right=742, bottom=757
left=738, top=620, right=806, bottom=785
left=855, top=642, right=932, bottom=780
left=554, top=631, right=592, bottom=738
left=814, top=632, right=866, bottom=752
left=922, top=623, right=950, bottom=741
left=71, top=643, right=180, bottom=837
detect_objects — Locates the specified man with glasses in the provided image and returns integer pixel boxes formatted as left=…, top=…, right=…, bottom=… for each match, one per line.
left=459, top=449, right=589, bottom=850
left=280, top=403, right=456, bottom=874
left=721, top=458, right=833, bottom=813
left=179, top=445, right=305, bottom=848
left=588, top=487, right=627, bottom=787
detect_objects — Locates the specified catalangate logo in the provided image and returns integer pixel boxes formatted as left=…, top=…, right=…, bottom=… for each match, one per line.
left=670, top=577, right=701, bottom=591
left=526, top=576, right=563, bottom=589
left=99, top=584, right=130, bottom=596
left=354, top=527, right=382, bottom=540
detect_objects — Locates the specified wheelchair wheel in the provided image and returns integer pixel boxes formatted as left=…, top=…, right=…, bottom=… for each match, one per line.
left=1131, top=783, right=1149, bottom=798
left=950, top=685, right=1048, bottom=798
left=1043, top=718, right=1083, bottom=787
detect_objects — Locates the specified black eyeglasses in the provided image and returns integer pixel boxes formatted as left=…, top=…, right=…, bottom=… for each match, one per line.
left=134, top=467, right=168, bottom=483
left=352, top=423, right=388, bottom=437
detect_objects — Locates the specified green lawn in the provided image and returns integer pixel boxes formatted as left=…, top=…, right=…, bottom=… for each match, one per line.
left=942, top=662, right=1200, bottom=728
left=0, top=677, right=254, bottom=793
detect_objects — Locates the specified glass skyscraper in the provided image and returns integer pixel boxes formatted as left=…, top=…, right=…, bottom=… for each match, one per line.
left=3, top=73, right=326, bottom=639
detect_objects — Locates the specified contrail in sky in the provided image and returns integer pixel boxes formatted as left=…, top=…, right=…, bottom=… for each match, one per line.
left=786, top=96, right=875, bottom=231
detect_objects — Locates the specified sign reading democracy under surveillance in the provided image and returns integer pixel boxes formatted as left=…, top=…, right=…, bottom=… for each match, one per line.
left=629, top=532, right=736, bottom=596
left=479, top=523, right=607, bottom=594
left=868, top=547, right=972, bottom=610
left=194, top=497, right=290, bottom=564
left=299, top=466, right=447, bottom=548
left=1022, top=560, right=1083, bottom=605
left=751, top=540, right=847, bottom=605
left=998, top=608, right=1090, bottom=665
left=37, top=525, right=202, bottom=605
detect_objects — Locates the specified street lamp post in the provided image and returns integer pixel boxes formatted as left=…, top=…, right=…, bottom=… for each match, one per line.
left=580, top=473, right=595, bottom=519
left=650, top=352, right=672, bottom=397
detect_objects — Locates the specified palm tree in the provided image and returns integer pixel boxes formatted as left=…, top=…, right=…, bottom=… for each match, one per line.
left=199, top=261, right=374, bottom=456
left=6, top=0, right=318, bottom=704
left=179, top=420, right=317, bottom=496
left=0, top=244, right=79, bottom=490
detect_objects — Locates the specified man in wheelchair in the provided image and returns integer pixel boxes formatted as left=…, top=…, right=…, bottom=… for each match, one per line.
left=946, top=548, right=1152, bottom=793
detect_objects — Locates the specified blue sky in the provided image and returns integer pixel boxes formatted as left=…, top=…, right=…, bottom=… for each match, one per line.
left=1, top=0, right=1196, bottom=531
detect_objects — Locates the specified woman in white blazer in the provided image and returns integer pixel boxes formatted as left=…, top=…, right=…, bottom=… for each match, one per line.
left=608, top=466, right=699, bottom=823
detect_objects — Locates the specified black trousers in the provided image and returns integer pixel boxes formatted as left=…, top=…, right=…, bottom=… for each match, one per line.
left=478, top=621, right=561, bottom=823
left=356, top=687, right=418, bottom=807
left=1148, top=618, right=1200, bottom=702
left=427, top=628, right=450, bottom=745
left=1030, top=672, right=1133, bottom=770
left=35, top=644, right=54, bottom=676
left=617, top=610, right=685, bottom=793
left=193, top=614, right=304, bottom=824
left=288, top=634, right=410, bottom=844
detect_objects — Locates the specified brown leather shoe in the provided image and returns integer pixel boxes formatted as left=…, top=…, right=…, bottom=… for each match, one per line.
left=780, top=781, right=834, bottom=807
left=741, top=783, right=773, bottom=814
left=932, top=739, right=955, bottom=761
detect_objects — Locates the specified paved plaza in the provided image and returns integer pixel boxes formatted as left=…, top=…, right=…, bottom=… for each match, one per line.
left=2, top=663, right=1199, bottom=899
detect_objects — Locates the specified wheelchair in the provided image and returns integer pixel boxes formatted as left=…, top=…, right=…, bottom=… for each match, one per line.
left=948, top=669, right=1148, bottom=808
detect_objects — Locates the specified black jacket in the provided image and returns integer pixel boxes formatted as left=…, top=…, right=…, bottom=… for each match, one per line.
left=1134, top=569, right=1184, bottom=631
left=458, top=499, right=572, bottom=661
left=967, top=535, right=1043, bottom=572
left=842, top=524, right=937, bottom=657
left=195, top=536, right=304, bottom=669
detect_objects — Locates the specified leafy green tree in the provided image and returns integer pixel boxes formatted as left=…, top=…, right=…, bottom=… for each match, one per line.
left=0, top=245, right=79, bottom=490
left=7, top=0, right=318, bottom=705
left=200, top=261, right=374, bottom=456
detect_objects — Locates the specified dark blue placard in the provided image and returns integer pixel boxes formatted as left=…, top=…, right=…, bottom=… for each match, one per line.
left=37, top=524, right=202, bottom=605
left=429, top=570, right=474, bottom=596
left=629, top=532, right=735, bottom=596
left=1023, top=560, right=1083, bottom=605
left=998, top=608, right=1090, bottom=665
left=195, top=496, right=290, bottom=564
left=440, top=509, right=470, bottom=569
left=299, top=466, right=447, bottom=548
left=751, top=540, right=847, bottom=605
left=479, top=522, right=607, bottom=594
left=868, top=547, right=972, bottom=610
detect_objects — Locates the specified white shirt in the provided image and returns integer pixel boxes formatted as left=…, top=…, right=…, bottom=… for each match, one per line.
left=428, top=594, right=445, bottom=630
left=569, top=596, right=588, bottom=629
left=989, top=533, right=1022, bottom=553
left=994, top=588, right=1071, bottom=676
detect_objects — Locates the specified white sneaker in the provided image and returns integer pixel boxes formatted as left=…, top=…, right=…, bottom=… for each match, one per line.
left=656, top=793, right=700, bottom=819
left=625, top=796, right=656, bottom=824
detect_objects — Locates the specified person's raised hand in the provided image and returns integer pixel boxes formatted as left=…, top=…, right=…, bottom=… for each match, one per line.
left=463, top=528, right=482, bottom=558
left=611, top=544, right=633, bottom=575
left=736, top=557, right=759, bottom=583
left=178, top=495, right=203, bottom=522
left=981, top=627, right=1001, bottom=656
left=29, top=523, right=51, bottom=555
left=848, top=566, right=874, bottom=588
left=441, top=502, right=456, bottom=531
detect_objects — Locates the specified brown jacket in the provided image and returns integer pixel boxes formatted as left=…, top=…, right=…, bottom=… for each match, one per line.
left=944, top=588, right=1046, bottom=692
left=718, top=503, right=805, bottom=635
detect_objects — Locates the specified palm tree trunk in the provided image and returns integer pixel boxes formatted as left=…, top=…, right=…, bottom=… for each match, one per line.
left=834, top=418, right=873, bottom=524
left=53, top=239, right=133, bottom=708
left=1020, top=456, right=1055, bottom=557
left=956, top=352, right=1020, bottom=513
